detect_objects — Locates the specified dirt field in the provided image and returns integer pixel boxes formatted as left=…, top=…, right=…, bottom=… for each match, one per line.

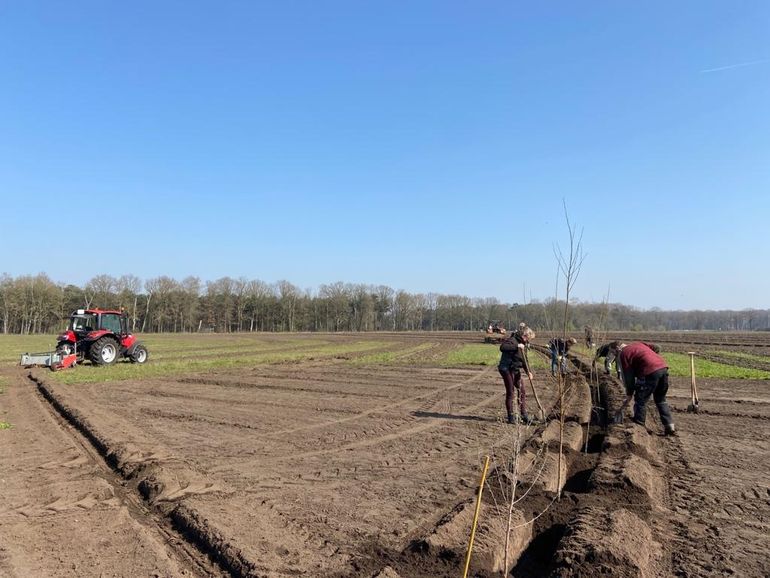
left=1, top=332, right=768, bottom=577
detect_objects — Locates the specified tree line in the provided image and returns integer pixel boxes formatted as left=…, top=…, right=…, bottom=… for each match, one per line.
left=2, top=273, right=769, bottom=335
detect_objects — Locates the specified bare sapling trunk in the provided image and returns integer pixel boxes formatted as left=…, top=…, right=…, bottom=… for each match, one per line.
left=553, top=201, right=585, bottom=500
left=503, top=423, right=523, bottom=572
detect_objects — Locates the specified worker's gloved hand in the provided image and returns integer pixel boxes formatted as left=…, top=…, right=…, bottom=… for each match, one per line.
left=527, top=372, right=533, bottom=381
left=518, top=343, right=525, bottom=350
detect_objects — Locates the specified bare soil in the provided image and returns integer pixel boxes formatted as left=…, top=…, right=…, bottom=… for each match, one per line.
left=1, top=332, right=768, bottom=577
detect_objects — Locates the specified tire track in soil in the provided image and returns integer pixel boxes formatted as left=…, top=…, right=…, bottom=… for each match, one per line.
left=663, top=408, right=770, bottom=578
left=176, top=362, right=477, bottom=395
left=143, top=366, right=500, bottom=457
left=25, top=363, right=503, bottom=578
left=121, top=364, right=498, bottom=472
left=0, top=368, right=214, bottom=578
left=23, top=370, right=246, bottom=578
left=256, top=366, right=495, bottom=440
left=269, top=370, right=500, bottom=461
left=671, top=406, right=770, bottom=421
left=664, top=437, right=735, bottom=577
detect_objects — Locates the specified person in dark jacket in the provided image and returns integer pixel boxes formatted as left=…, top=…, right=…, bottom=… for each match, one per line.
left=593, top=341, right=622, bottom=376
left=498, top=327, right=534, bottom=424
left=548, top=337, right=577, bottom=376
left=615, top=342, right=675, bottom=435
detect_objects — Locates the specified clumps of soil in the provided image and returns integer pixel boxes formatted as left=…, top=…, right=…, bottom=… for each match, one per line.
left=409, top=499, right=532, bottom=576
left=131, top=461, right=227, bottom=504
left=550, top=507, right=664, bottom=578
left=602, top=423, right=662, bottom=466
left=589, top=452, right=665, bottom=516
left=510, top=492, right=578, bottom=578
left=170, top=504, right=259, bottom=577
left=372, top=566, right=402, bottom=578
left=340, top=540, right=458, bottom=578
left=563, top=449, right=601, bottom=494
left=541, top=420, right=584, bottom=451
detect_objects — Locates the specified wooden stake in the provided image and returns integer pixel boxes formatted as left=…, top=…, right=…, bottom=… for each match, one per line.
left=688, top=351, right=699, bottom=408
left=463, top=455, right=490, bottom=578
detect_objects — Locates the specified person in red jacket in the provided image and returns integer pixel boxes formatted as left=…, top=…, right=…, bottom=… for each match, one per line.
left=498, top=327, right=534, bottom=424
left=615, top=342, right=676, bottom=435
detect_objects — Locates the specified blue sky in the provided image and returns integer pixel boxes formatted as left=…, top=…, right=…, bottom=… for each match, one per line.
left=2, top=1, right=768, bottom=310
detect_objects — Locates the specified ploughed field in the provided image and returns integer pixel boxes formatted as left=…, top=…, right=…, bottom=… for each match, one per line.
left=0, top=331, right=768, bottom=577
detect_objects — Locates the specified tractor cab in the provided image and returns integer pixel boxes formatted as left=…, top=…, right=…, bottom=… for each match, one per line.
left=68, top=309, right=127, bottom=335
left=70, top=313, right=96, bottom=333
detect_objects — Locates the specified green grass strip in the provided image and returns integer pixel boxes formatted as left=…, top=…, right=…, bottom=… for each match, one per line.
left=0, top=334, right=326, bottom=365
left=439, top=344, right=549, bottom=370
left=0, top=421, right=12, bottom=430
left=0, top=335, right=60, bottom=364
left=664, top=352, right=770, bottom=380
left=139, top=335, right=318, bottom=355
left=712, top=350, right=770, bottom=363
left=51, top=341, right=385, bottom=384
left=440, top=344, right=499, bottom=366
left=350, top=342, right=435, bottom=365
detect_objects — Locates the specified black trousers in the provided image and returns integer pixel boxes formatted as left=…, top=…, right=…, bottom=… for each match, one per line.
left=633, top=368, right=674, bottom=427
left=499, top=368, right=526, bottom=417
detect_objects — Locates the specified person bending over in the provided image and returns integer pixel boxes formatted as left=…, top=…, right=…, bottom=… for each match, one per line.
left=548, top=337, right=576, bottom=376
left=615, top=342, right=676, bottom=435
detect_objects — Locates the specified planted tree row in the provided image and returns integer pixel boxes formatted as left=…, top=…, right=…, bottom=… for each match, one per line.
left=1, top=273, right=768, bottom=335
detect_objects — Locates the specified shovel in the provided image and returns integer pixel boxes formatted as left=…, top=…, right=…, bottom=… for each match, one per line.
left=521, top=351, right=546, bottom=422
left=687, top=351, right=699, bottom=413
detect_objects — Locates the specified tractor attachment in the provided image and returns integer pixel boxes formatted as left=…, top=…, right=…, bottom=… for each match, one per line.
left=20, top=350, right=78, bottom=371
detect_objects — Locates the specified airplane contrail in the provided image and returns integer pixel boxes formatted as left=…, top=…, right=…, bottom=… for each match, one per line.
left=700, top=58, right=770, bottom=73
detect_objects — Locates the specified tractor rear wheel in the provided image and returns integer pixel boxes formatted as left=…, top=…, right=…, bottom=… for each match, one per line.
left=130, top=344, right=148, bottom=364
left=89, top=337, right=119, bottom=365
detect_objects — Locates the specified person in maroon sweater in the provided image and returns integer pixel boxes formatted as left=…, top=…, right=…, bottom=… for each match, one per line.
left=615, top=342, right=675, bottom=435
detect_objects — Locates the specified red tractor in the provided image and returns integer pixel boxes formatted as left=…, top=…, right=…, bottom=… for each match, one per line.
left=485, top=320, right=506, bottom=335
left=57, top=309, right=148, bottom=366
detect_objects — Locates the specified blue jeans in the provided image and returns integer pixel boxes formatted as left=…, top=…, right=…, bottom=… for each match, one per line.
left=550, top=349, right=567, bottom=375
left=604, top=353, right=620, bottom=377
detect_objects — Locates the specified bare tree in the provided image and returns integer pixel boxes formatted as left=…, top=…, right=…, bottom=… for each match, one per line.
left=85, top=274, right=117, bottom=308
left=116, top=274, right=142, bottom=330
left=552, top=201, right=586, bottom=500
left=277, top=280, right=300, bottom=332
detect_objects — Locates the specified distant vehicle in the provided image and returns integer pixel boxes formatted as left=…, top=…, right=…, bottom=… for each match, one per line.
left=485, top=320, right=507, bottom=335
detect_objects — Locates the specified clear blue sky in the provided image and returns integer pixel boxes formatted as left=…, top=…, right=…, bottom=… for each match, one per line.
left=2, top=1, right=768, bottom=310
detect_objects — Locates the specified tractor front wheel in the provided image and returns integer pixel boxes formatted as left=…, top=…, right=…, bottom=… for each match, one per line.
left=89, top=337, right=119, bottom=365
left=130, top=344, right=148, bottom=364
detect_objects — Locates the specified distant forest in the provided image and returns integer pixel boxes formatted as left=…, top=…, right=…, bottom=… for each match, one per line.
left=2, top=273, right=769, bottom=334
